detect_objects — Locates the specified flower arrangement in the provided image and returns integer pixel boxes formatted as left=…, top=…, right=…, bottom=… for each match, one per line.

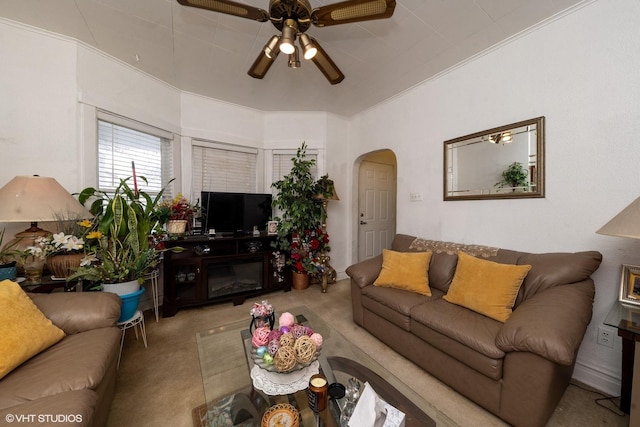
left=26, top=228, right=88, bottom=258
left=158, top=193, right=198, bottom=222
left=289, top=227, right=330, bottom=274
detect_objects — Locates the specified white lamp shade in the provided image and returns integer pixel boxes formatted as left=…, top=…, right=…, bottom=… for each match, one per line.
left=0, top=176, right=92, bottom=222
left=596, top=196, right=640, bottom=239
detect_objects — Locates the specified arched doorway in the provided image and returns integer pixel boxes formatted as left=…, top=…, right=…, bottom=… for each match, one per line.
left=356, top=150, right=397, bottom=262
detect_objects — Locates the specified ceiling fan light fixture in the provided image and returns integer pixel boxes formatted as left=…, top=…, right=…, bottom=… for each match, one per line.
left=288, top=46, right=301, bottom=68
left=280, top=19, right=298, bottom=54
left=264, top=35, right=281, bottom=59
left=299, top=33, right=317, bottom=60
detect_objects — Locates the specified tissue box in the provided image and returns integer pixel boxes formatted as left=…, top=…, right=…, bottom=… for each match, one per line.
left=348, top=382, right=406, bottom=427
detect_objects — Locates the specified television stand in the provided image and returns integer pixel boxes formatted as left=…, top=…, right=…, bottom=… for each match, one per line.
left=162, top=233, right=290, bottom=317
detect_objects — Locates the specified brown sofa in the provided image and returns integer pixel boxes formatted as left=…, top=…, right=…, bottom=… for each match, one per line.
left=0, top=291, right=121, bottom=427
left=346, top=234, right=602, bottom=427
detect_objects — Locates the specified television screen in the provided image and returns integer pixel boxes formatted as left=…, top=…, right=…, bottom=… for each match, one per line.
left=201, top=192, right=272, bottom=235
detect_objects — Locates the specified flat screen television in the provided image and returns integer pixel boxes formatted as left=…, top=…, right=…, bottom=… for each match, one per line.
left=201, top=191, right=273, bottom=236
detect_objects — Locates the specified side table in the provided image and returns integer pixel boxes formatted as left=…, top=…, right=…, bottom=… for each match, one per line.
left=603, top=301, right=640, bottom=413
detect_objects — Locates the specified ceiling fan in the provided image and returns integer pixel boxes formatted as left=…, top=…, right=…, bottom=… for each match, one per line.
left=176, top=0, right=396, bottom=84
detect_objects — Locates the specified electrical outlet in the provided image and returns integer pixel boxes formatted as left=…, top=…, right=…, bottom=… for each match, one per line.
left=410, top=192, right=423, bottom=202
left=597, top=327, right=615, bottom=348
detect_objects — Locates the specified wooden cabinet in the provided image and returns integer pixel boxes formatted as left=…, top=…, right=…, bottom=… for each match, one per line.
left=162, top=234, right=290, bottom=317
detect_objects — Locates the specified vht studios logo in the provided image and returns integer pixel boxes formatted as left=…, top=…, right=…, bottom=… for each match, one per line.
left=5, top=414, right=83, bottom=423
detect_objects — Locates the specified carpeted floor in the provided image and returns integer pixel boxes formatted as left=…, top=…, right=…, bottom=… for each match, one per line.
left=106, top=279, right=628, bottom=427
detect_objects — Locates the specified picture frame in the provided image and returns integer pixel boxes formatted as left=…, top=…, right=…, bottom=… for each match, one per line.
left=620, top=264, right=640, bottom=306
left=267, top=221, right=278, bottom=235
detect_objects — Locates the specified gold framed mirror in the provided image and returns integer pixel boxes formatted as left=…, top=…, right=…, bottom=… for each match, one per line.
left=443, top=116, right=545, bottom=201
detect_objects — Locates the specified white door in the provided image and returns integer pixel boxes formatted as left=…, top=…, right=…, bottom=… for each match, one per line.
left=358, top=161, right=396, bottom=261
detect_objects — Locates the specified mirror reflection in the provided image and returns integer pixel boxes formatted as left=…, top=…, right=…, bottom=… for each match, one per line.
left=444, top=117, right=545, bottom=200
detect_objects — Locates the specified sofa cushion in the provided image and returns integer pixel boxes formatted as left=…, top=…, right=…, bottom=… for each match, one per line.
left=0, top=327, right=120, bottom=409
left=0, top=280, right=65, bottom=380
left=516, top=251, right=603, bottom=304
left=373, top=249, right=432, bottom=296
left=444, top=252, right=531, bottom=322
left=362, top=286, right=442, bottom=331
left=411, top=299, right=505, bottom=380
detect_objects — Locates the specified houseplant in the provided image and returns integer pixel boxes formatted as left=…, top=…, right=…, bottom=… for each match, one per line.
left=157, top=193, right=198, bottom=235
left=67, top=177, right=171, bottom=295
left=271, top=142, right=334, bottom=289
left=495, top=162, right=529, bottom=192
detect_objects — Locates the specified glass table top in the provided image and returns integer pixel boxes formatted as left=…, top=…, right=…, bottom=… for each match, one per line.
left=196, top=305, right=451, bottom=427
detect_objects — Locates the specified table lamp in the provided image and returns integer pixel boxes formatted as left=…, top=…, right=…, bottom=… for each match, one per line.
left=596, top=196, right=640, bottom=239
left=0, top=175, right=93, bottom=258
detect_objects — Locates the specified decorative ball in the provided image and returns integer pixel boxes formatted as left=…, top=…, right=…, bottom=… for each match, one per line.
left=310, top=333, right=323, bottom=350
left=267, top=329, right=283, bottom=343
left=303, top=326, right=314, bottom=337
left=280, top=326, right=290, bottom=334
left=274, top=346, right=297, bottom=372
left=263, top=353, right=274, bottom=365
left=279, top=332, right=295, bottom=348
left=268, top=339, right=280, bottom=356
left=252, top=326, right=271, bottom=348
left=293, top=335, right=317, bottom=364
left=291, top=324, right=306, bottom=340
left=256, top=346, right=267, bottom=358
left=279, top=312, right=295, bottom=328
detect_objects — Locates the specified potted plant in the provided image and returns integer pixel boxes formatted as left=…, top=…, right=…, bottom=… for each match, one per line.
left=68, top=177, right=170, bottom=296
left=0, top=229, right=21, bottom=281
left=157, top=193, right=198, bottom=235
left=495, top=162, right=529, bottom=192
left=271, top=142, right=334, bottom=289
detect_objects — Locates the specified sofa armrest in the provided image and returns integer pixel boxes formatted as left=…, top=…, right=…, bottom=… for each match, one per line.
left=495, top=280, right=595, bottom=365
left=28, top=292, right=121, bottom=335
left=345, top=255, right=382, bottom=288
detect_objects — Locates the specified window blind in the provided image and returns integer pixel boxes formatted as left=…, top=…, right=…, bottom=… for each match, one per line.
left=272, top=151, right=318, bottom=184
left=192, top=143, right=258, bottom=202
left=97, top=119, right=173, bottom=198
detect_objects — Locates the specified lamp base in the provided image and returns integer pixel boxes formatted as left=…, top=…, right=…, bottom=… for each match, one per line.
left=6, top=222, right=52, bottom=273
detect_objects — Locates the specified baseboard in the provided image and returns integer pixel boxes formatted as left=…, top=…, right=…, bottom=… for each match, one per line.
left=572, top=359, right=621, bottom=396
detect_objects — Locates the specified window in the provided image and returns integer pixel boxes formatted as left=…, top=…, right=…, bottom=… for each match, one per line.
left=97, top=114, right=173, bottom=198
left=192, top=141, right=258, bottom=202
left=272, top=150, right=318, bottom=184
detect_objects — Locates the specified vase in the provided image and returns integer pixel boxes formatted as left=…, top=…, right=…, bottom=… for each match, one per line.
left=250, top=312, right=275, bottom=333
left=102, top=279, right=141, bottom=296
left=23, top=255, right=45, bottom=284
left=292, top=270, right=310, bottom=290
left=167, top=219, right=188, bottom=235
left=47, top=253, right=84, bottom=279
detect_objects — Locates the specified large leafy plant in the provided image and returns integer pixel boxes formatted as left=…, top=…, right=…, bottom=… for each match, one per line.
left=68, top=177, right=171, bottom=285
left=271, top=142, right=334, bottom=275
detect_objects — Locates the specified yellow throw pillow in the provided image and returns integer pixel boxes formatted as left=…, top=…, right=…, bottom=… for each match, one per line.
left=443, top=252, right=531, bottom=322
left=373, top=249, right=433, bottom=296
left=0, top=280, right=65, bottom=379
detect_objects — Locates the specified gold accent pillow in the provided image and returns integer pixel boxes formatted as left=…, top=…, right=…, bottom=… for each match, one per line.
left=373, top=249, right=432, bottom=296
left=443, top=252, right=531, bottom=322
left=0, top=280, right=65, bottom=379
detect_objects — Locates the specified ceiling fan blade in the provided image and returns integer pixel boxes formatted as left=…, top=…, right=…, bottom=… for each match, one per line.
left=311, top=0, right=395, bottom=27
left=177, top=0, right=269, bottom=22
left=248, top=49, right=279, bottom=79
left=309, top=38, right=344, bottom=84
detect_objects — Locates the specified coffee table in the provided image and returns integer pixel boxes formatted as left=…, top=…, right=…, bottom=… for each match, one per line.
left=196, top=306, right=448, bottom=426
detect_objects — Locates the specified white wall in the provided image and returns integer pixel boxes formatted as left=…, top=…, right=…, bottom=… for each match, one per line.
left=350, top=0, right=640, bottom=394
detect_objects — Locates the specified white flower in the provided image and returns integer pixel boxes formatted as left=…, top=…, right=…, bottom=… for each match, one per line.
left=62, top=236, right=84, bottom=251
left=51, top=232, right=67, bottom=246
left=80, top=254, right=98, bottom=266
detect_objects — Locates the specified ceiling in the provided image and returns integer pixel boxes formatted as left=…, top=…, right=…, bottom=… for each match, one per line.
left=0, top=0, right=585, bottom=116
